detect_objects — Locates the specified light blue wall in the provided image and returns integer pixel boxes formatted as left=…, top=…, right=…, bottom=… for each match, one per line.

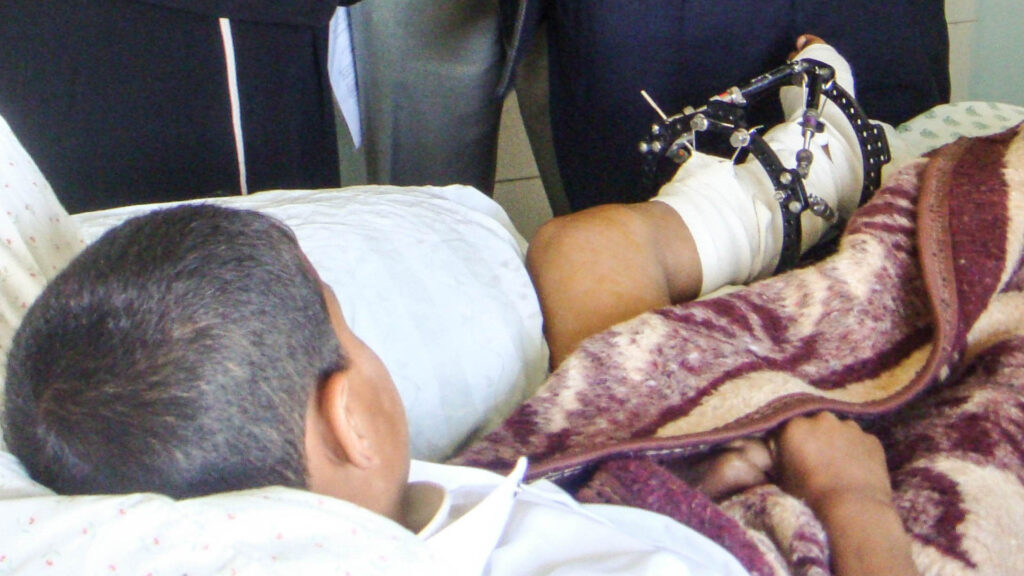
left=969, top=0, right=1024, bottom=105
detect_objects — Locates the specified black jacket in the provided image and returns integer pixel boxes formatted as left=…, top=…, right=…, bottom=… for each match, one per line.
left=0, top=0, right=360, bottom=213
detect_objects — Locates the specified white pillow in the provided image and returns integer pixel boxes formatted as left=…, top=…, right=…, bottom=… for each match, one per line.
left=72, top=186, right=549, bottom=461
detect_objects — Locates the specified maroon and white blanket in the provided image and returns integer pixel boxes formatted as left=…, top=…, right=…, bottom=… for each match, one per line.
left=453, top=125, right=1024, bottom=575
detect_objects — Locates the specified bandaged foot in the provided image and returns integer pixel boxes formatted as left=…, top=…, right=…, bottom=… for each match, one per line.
left=653, top=37, right=879, bottom=296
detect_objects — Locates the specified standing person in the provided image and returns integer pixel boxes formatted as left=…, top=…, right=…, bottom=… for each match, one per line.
left=502, top=0, right=950, bottom=210
left=348, top=1, right=506, bottom=195
left=0, top=0, right=361, bottom=213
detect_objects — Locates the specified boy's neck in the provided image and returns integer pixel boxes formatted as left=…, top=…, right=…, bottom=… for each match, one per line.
left=399, top=481, right=447, bottom=535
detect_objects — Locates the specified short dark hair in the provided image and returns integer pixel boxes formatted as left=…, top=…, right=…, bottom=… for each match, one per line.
left=3, top=204, right=345, bottom=498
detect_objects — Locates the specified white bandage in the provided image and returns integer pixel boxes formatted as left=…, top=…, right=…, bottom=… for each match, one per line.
left=655, top=151, right=781, bottom=293
left=653, top=42, right=866, bottom=296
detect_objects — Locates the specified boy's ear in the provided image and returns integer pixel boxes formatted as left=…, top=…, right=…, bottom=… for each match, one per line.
left=318, top=371, right=379, bottom=470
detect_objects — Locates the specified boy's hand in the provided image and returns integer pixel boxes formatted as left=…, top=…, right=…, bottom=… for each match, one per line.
left=773, top=412, right=892, bottom=512
left=789, top=33, right=828, bottom=60
left=675, top=413, right=917, bottom=575
left=772, top=413, right=918, bottom=576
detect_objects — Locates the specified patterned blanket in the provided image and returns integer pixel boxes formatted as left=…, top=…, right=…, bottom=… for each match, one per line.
left=453, top=125, right=1024, bottom=575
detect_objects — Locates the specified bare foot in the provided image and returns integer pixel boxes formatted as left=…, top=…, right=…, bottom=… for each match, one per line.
left=789, top=33, right=827, bottom=60
left=670, top=438, right=774, bottom=500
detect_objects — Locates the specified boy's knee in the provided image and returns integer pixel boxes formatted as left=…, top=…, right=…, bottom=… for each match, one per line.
left=526, top=205, right=645, bottom=275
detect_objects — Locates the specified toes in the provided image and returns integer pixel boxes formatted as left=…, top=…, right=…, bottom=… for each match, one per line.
left=673, top=439, right=774, bottom=500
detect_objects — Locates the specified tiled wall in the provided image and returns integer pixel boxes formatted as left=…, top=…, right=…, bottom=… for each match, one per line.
left=493, top=92, right=552, bottom=241
left=946, top=0, right=977, bottom=102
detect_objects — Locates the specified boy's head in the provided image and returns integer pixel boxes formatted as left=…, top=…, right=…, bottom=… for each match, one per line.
left=3, top=205, right=409, bottom=520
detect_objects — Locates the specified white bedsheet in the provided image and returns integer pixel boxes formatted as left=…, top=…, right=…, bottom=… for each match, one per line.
left=0, top=451, right=438, bottom=575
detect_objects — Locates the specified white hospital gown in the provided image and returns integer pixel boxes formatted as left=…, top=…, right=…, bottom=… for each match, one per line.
left=412, top=459, right=752, bottom=576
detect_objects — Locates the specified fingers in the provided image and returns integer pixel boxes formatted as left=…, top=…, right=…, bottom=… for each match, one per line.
left=778, top=412, right=878, bottom=456
left=731, top=437, right=773, bottom=475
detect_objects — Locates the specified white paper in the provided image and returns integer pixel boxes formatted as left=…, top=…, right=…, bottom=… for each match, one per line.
left=328, top=7, right=362, bottom=148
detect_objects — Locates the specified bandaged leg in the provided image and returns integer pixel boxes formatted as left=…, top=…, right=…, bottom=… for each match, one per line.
left=653, top=43, right=872, bottom=296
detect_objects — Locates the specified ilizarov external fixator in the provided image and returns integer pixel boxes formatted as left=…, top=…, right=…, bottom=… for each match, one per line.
left=638, top=58, right=892, bottom=272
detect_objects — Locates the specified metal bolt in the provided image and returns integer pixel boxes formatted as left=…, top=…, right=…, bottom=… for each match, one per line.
left=729, top=129, right=751, bottom=148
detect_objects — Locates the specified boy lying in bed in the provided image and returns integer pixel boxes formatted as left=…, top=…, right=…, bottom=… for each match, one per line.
left=3, top=200, right=914, bottom=576
left=1, top=35, right=918, bottom=576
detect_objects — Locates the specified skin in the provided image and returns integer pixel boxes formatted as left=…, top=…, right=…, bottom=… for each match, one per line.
left=301, top=283, right=918, bottom=575
left=773, top=413, right=918, bottom=576
left=304, top=284, right=411, bottom=526
left=526, top=200, right=701, bottom=368
left=676, top=415, right=918, bottom=576
left=301, top=282, right=918, bottom=574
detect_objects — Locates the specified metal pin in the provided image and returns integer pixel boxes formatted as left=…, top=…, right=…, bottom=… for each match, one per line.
left=641, top=90, right=669, bottom=122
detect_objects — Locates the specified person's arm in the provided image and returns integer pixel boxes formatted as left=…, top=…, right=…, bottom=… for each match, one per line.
left=525, top=202, right=702, bottom=368
left=774, top=413, right=918, bottom=576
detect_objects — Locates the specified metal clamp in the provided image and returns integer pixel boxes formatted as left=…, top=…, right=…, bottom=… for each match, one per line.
left=639, top=58, right=891, bottom=272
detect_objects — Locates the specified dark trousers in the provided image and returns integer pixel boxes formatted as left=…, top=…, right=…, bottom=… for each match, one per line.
left=506, top=1, right=951, bottom=210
